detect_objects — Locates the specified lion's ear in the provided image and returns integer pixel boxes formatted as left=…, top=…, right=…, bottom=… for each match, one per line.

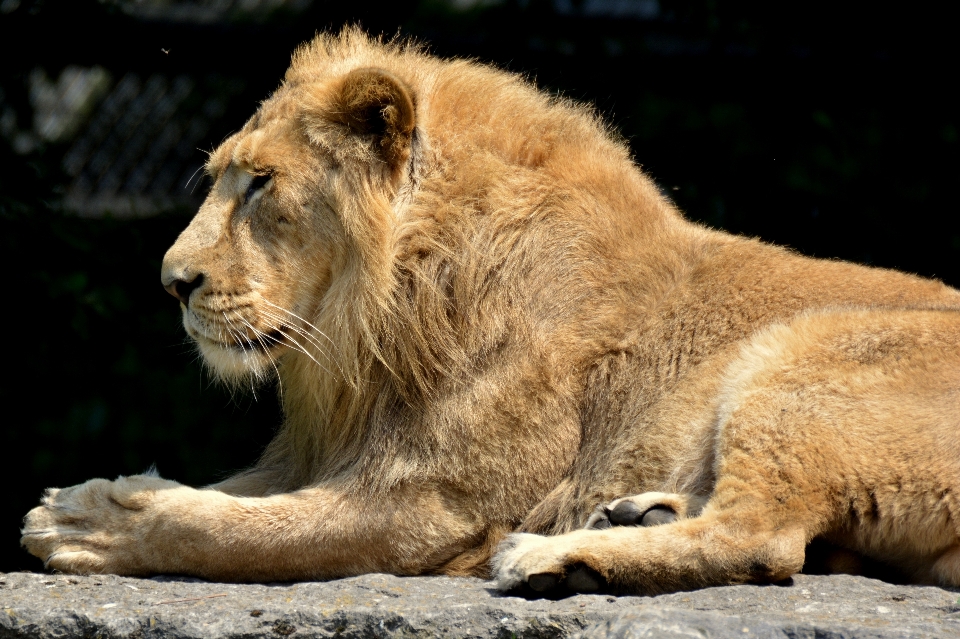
left=306, top=67, right=415, bottom=169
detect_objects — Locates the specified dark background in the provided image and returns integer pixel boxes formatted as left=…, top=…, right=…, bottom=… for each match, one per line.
left=1, top=0, right=958, bottom=573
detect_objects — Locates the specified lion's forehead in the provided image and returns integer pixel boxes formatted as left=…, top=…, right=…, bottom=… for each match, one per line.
left=207, top=109, right=307, bottom=183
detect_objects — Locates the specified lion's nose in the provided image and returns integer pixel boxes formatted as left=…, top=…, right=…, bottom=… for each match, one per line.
left=163, top=273, right=204, bottom=306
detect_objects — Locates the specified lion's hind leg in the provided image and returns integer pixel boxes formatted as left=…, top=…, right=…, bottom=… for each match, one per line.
left=495, top=402, right=837, bottom=597
left=495, top=494, right=809, bottom=596
left=496, top=309, right=960, bottom=597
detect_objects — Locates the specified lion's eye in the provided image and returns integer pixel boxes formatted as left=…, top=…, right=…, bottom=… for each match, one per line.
left=245, top=173, right=272, bottom=203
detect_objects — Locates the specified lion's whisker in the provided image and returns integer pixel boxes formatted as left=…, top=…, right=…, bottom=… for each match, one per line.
left=261, top=299, right=344, bottom=358
left=184, top=165, right=205, bottom=194
left=258, top=310, right=339, bottom=363
left=257, top=308, right=350, bottom=380
left=217, top=306, right=341, bottom=382
left=236, top=313, right=284, bottom=400
left=258, top=305, right=353, bottom=382
left=267, top=325, right=338, bottom=380
left=257, top=309, right=329, bottom=353
left=222, top=313, right=260, bottom=400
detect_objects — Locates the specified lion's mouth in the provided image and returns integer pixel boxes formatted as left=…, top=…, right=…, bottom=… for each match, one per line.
left=190, top=325, right=288, bottom=353
left=228, top=328, right=286, bottom=352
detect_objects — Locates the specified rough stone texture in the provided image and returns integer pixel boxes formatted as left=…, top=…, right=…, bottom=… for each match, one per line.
left=1, top=571, right=958, bottom=639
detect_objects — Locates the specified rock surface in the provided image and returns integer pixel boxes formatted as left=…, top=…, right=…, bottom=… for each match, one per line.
left=1, top=571, right=958, bottom=638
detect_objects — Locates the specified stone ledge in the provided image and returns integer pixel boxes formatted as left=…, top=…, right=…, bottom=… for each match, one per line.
left=1, top=572, right=958, bottom=638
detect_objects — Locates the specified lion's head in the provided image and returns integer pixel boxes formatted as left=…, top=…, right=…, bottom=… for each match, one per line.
left=161, top=30, right=422, bottom=386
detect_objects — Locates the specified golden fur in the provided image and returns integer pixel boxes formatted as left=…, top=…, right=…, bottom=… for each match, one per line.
left=22, top=29, right=960, bottom=593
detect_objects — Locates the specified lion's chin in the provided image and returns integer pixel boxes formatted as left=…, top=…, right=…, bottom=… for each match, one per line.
left=194, top=334, right=282, bottom=385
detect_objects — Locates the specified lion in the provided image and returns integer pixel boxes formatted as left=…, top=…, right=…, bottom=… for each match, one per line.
left=21, top=28, right=960, bottom=595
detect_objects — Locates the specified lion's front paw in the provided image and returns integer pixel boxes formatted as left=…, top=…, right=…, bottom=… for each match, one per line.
left=20, top=475, right=181, bottom=575
left=494, top=531, right=606, bottom=597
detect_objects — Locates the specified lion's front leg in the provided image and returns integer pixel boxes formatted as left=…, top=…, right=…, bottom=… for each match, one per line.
left=21, top=475, right=477, bottom=581
left=21, top=475, right=204, bottom=576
